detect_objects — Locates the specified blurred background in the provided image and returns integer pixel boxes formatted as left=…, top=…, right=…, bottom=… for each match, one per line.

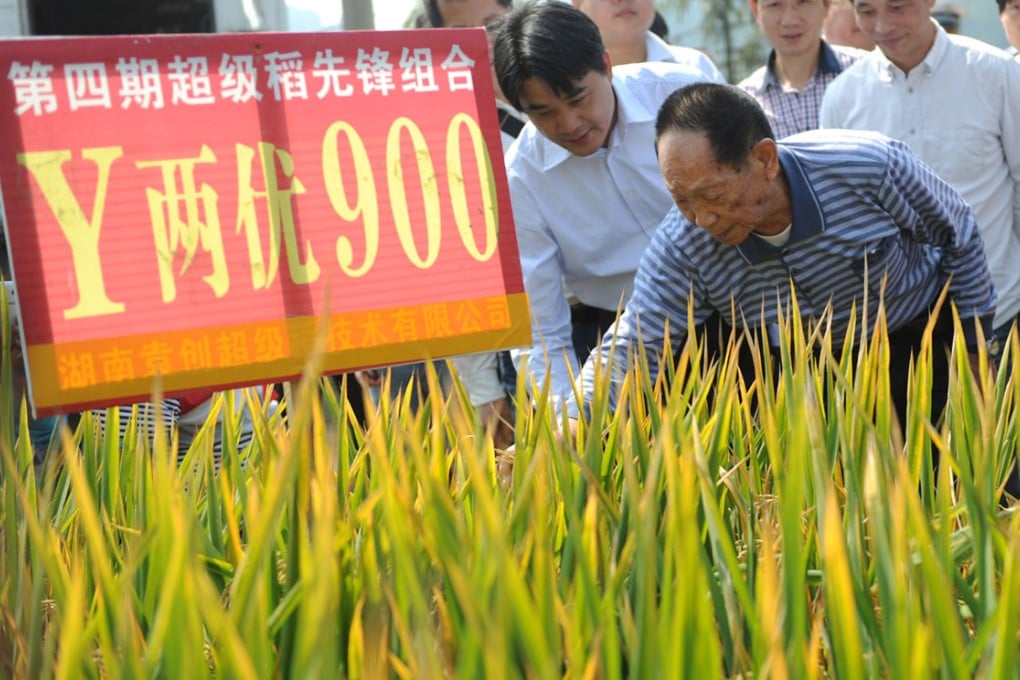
left=0, top=0, right=1012, bottom=94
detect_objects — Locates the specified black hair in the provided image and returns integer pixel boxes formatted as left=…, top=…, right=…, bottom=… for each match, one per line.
left=997, top=0, right=1007, bottom=13
left=0, top=232, right=8, bottom=279
left=412, top=9, right=432, bottom=28
left=650, top=10, right=669, bottom=40
left=493, top=2, right=608, bottom=112
left=654, top=83, right=775, bottom=168
left=424, top=0, right=514, bottom=28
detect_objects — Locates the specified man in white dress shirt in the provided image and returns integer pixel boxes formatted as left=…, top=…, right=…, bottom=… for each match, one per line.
left=820, top=0, right=1020, bottom=499
left=820, top=0, right=1020, bottom=361
left=420, top=0, right=525, bottom=447
left=493, top=2, right=712, bottom=400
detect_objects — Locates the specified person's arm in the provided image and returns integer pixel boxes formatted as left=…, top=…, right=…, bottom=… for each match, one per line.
left=565, top=211, right=702, bottom=421
left=1001, top=57, right=1020, bottom=243
left=450, top=352, right=512, bottom=449
left=507, top=174, right=579, bottom=400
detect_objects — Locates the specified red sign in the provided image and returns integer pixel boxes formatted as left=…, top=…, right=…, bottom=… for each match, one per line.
left=0, top=30, right=529, bottom=416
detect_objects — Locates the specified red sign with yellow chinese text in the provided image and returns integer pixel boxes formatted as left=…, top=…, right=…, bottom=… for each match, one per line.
left=0, top=30, right=529, bottom=416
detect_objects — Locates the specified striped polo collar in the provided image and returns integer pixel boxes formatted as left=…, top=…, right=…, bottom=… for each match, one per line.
left=736, top=144, right=824, bottom=265
left=763, top=40, right=846, bottom=89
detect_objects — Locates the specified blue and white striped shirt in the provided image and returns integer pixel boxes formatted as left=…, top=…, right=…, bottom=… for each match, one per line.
left=570, top=130, right=996, bottom=416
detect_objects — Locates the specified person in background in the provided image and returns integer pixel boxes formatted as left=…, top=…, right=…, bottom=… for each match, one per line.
left=91, top=399, right=182, bottom=455
left=999, top=0, right=1020, bottom=57
left=822, top=0, right=876, bottom=50
left=416, top=0, right=524, bottom=447
left=932, top=3, right=964, bottom=34
left=818, top=0, right=1020, bottom=500
left=493, top=2, right=711, bottom=401
left=649, top=9, right=669, bottom=40
left=176, top=388, right=260, bottom=459
left=91, top=384, right=267, bottom=465
left=423, top=0, right=527, bottom=148
left=738, top=0, right=865, bottom=139
left=568, top=83, right=997, bottom=456
left=572, top=0, right=725, bottom=79
left=1, top=231, right=67, bottom=463
left=820, top=0, right=1020, bottom=375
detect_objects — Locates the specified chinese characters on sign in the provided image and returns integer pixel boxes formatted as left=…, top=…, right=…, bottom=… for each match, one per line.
left=0, top=30, right=529, bottom=416
left=7, top=43, right=480, bottom=116
left=51, top=296, right=512, bottom=392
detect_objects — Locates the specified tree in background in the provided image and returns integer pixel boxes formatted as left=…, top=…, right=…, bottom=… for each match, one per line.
left=341, top=0, right=374, bottom=29
left=660, top=0, right=766, bottom=83
left=339, top=1, right=765, bottom=89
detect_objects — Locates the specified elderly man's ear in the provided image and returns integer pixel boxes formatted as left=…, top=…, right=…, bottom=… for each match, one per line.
left=750, top=138, right=781, bottom=181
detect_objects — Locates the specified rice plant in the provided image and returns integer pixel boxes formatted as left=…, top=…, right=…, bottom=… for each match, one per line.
left=1, top=292, right=1017, bottom=678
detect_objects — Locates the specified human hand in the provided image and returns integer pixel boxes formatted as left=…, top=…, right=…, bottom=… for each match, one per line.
left=3, top=283, right=25, bottom=374
left=477, top=396, right=514, bottom=451
left=494, top=417, right=579, bottom=489
left=8, top=318, right=22, bottom=365
left=354, top=369, right=383, bottom=389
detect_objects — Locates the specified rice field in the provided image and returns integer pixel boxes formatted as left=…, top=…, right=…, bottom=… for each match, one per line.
left=1, top=298, right=1018, bottom=678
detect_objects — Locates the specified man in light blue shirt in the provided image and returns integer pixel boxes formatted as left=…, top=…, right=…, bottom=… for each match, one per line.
left=568, top=84, right=996, bottom=437
left=493, top=2, right=711, bottom=400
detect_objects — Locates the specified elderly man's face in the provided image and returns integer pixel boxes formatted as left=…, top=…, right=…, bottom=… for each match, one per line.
left=853, top=0, right=937, bottom=72
left=657, top=130, right=779, bottom=245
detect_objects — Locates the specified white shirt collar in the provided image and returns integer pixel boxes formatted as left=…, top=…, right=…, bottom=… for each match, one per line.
left=532, top=71, right=656, bottom=170
left=874, top=19, right=949, bottom=80
left=644, top=32, right=673, bottom=62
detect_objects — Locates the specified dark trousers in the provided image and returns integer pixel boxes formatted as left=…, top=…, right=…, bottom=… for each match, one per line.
left=887, top=308, right=1018, bottom=501
left=988, top=314, right=1020, bottom=498
left=886, top=305, right=954, bottom=426
left=492, top=302, right=617, bottom=400
left=566, top=302, right=1017, bottom=501
left=570, top=303, right=621, bottom=364
left=706, top=306, right=1017, bottom=502
left=696, top=307, right=951, bottom=425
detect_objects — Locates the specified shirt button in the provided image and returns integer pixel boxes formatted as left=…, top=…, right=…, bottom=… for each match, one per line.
left=908, top=87, right=914, bottom=94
